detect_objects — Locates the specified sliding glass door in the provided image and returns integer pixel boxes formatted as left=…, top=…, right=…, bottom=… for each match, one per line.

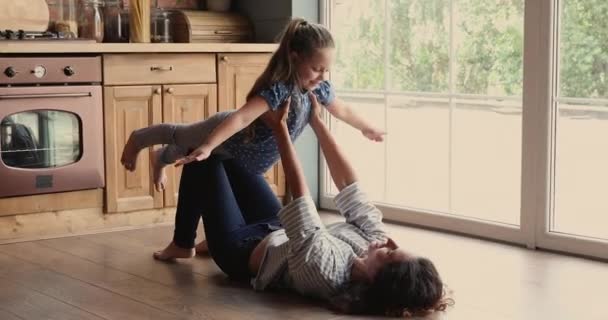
left=321, top=0, right=608, bottom=259
left=531, top=0, right=608, bottom=258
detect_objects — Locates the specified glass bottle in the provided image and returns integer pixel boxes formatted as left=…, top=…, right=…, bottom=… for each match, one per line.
left=103, top=0, right=129, bottom=42
left=47, top=0, right=78, bottom=38
left=78, top=0, right=105, bottom=42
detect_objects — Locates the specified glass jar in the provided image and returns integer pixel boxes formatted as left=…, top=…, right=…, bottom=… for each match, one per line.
left=78, top=0, right=104, bottom=42
left=151, top=9, right=172, bottom=43
left=47, top=0, right=78, bottom=38
left=103, top=0, right=129, bottom=42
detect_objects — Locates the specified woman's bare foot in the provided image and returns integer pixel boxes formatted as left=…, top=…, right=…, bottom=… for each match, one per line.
left=195, top=240, right=209, bottom=256
left=151, top=149, right=168, bottom=192
left=153, top=241, right=195, bottom=261
left=121, top=131, right=141, bottom=171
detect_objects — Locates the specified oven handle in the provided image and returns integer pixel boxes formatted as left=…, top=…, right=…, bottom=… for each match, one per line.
left=0, top=92, right=92, bottom=100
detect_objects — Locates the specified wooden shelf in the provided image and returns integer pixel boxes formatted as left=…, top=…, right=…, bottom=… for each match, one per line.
left=0, top=42, right=277, bottom=54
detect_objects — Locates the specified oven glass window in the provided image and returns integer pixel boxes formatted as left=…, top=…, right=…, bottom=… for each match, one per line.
left=1, top=110, right=82, bottom=168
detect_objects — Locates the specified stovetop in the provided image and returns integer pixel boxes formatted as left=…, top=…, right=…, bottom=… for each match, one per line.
left=0, top=30, right=74, bottom=41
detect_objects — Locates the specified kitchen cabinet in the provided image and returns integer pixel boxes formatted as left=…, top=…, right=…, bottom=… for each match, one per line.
left=104, top=85, right=163, bottom=212
left=162, top=84, right=217, bottom=207
left=217, top=53, right=286, bottom=201
left=104, top=52, right=285, bottom=212
left=103, top=53, right=217, bottom=212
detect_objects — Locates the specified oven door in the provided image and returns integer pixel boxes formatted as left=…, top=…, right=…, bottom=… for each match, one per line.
left=0, top=85, right=104, bottom=197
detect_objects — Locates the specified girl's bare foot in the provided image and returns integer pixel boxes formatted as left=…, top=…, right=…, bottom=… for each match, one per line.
left=195, top=240, right=209, bottom=255
left=153, top=241, right=195, bottom=261
left=151, top=149, right=168, bottom=192
left=121, top=132, right=141, bottom=171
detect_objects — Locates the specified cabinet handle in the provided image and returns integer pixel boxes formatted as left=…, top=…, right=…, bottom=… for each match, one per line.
left=150, top=65, right=173, bottom=71
left=166, top=87, right=175, bottom=94
left=221, top=56, right=229, bottom=62
left=214, top=30, right=234, bottom=35
left=154, top=88, right=162, bottom=95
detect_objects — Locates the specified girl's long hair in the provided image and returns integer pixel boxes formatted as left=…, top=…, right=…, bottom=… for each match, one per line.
left=242, top=18, right=334, bottom=142
left=247, top=18, right=335, bottom=101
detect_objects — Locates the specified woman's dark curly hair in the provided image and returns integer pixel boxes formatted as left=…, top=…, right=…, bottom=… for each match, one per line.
left=330, top=257, right=454, bottom=317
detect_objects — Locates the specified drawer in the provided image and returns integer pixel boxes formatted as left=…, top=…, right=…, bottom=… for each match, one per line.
left=103, top=53, right=216, bottom=85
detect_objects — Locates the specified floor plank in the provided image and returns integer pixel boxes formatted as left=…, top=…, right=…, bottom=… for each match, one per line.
left=0, top=307, right=26, bottom=320
left=116, top=225, right=184, bottom=247
left=0, top=213, right=607, bottom=320
left=77, top=231, right=222, bottom=276
left=0, top=242, right=132, bottom=284
left=37, top=237, right=268, bottom=320
left=0, top=244, right=188, bottom=320
left=38, top=236, right=339, bottom=320
left=0, top=251, right=184, bottom=319
left=1, top=237, right=329, bottom=320
left=0, top=279, right=104, bottom=320
left=39, top=236, right=213, bottom=286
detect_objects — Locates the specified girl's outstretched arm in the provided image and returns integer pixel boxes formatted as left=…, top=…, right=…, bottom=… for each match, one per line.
left=176, top=96, right=270, bottom=165
left=326, top=98, right=386, bottom=142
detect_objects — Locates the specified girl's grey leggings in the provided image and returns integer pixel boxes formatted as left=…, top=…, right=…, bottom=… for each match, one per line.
left=131, top=111, right=233, bottom=165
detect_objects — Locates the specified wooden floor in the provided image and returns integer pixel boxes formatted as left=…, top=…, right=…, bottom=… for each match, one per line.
left=0, top=212, right=607, bottom=320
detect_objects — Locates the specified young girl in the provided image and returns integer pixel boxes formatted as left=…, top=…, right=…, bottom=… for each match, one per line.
left=120, top=18, right=385, bottom=191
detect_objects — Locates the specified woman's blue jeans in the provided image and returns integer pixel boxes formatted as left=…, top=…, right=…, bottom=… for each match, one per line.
left=173, top=155, right=282, bottom=281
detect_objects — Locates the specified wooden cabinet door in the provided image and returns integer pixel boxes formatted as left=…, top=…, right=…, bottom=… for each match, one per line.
left=162, top=84, right=218, bottom=207
left=218, top=53, right=270, bottom=112
left=104, top=86, right=163, bottom=212
left=217, top=53, right=286, bottom=200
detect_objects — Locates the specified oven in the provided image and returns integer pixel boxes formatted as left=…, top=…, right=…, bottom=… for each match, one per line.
left=0, top=56, right=104, bottom=198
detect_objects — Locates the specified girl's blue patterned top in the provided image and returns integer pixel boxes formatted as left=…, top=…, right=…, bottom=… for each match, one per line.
left=222, top=80, right=335, bottom=175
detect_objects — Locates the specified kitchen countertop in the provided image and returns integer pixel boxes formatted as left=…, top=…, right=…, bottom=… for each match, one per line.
left=0, top=42, right=278, bottom=54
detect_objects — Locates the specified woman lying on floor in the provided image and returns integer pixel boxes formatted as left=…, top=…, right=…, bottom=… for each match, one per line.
left=154, top=94, right=452, bottom=317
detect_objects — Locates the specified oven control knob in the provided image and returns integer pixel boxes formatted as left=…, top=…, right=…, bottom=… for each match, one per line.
left=64, top=66, right=75, bottom=76
left=4, top=67, right=17, bottom=78
left=32, top=66, right=46, bottom=78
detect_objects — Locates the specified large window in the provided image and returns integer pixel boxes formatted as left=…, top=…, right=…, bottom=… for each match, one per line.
left=321, top=0, right=608, bottom=259
left=325, top=0, right=524, bottom=223
left=553, top=0, right=608, bottom=240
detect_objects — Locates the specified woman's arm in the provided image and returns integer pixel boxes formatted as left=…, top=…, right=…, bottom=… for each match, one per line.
left=176, top=96, right=270, bottom=165
left=265, top=98, right=309, bottom=198
left=326, top=98, right=386, bottom=142
left=310, top=93, right=387, bottom=239
left=309, top=95, right=357, bottom=191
